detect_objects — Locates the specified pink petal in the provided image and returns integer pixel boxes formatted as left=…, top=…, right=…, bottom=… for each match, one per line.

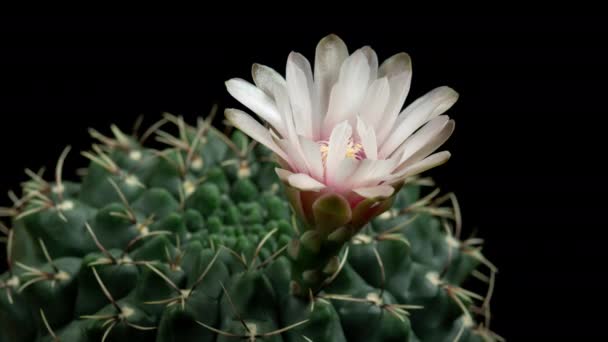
left=353, top=185, right=395, bottom=199
left=288, top=173, right=326, bottom=192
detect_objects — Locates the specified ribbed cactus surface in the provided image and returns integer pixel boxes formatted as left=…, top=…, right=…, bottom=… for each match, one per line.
left=0, top=113, right=499, bottom=341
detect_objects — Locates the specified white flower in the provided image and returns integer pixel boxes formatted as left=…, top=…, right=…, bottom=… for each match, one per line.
left=225, top=34, right=457, bottom=200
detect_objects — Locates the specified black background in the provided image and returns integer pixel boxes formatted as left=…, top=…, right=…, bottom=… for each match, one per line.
left=1, top=15, right=606, bottom=339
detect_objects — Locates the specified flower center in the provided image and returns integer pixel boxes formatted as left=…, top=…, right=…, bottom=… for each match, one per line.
left=319, top=139, right=365, bottom=163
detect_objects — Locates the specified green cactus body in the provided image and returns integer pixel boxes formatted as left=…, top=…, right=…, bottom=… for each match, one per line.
left=0, top=114, right=499, bottom=342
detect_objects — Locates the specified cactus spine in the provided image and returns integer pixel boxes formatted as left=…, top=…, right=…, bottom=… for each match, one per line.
left=0, top=112, right=500, bottom=341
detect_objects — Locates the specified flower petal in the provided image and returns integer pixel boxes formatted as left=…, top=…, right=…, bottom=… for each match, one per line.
left=288, top=52, right=314, bottom=91
left=274, top=167, right=293, bottom=182
left=333, top=157, right=360, bottom=190
left=358, top=46, right=378, bottom=83
left=356, top=117, right=378, bottom=160
left=252, top=63, right=286, bottom=98
left=323, top=50, right=370, bottom=136
left=347, top=158, right=399, bottom=188
left=375, top=53, right=413, bottom=143
left=353, top=184, right=395, bottom=199
left=225, top=78, right=283, bottom=131
left=325, top=121, right=352, bottom=185
left=271, top=79, right=311, bottom=173
left=396, top=116, right=455, bottom=167
left=276, top=138, right=310, bottom=174
left=299, top=136, right=324, bottom=181
left=288, top=173, right=326, bottom=191
left=380, top=86, right=458, bottom=157
left=379, top=52, right=412, bottom=79
left=389, top=151, right=451, bottom=182
left=359, top=77, right=390, bottom=130
left=314, top=34, right=349, bottom=120
left=376, top=73, right=412, bottom=144
left=390, top=115, right=449, bottom=160
left=287, top=52, right=315, bottom=138
left=225, top=108, right=288, bottom=161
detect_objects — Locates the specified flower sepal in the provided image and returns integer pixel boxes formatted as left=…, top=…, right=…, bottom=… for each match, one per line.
left=284, top=181, right=397, bottom=235
left=280, top=179, right=400, bottom=296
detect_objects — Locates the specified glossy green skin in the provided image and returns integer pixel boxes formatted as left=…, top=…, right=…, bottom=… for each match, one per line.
left=0, top=124, right=493, bottom=342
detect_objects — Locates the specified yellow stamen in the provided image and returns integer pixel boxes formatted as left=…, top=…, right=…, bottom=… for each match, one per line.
left=319, top=141, right=364, bottom=163
left=346, top=143, right=363, bottom=159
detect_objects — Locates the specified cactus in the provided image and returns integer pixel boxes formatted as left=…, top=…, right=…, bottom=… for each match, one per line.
left=0, top=111, right=500, bottom=342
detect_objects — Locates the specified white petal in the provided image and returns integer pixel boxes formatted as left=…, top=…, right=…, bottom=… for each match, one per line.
left=353, top=185, right=395, bottom=199
left=299, top=136, right=324, bottom=181
left=322, top=86, right=346, bottom=138
left=246, top=61, right=315, bottom=172
left=359, top=77, right=390, bottom=130
left=374, top=53, right=412, bottom=142
left=390, top=115, right=450, bottom=159
left=397, top=116, right=455, bottom=167
left=273, top=81, right=296, bottom=138
left=270, top=76, right=303, bottom=159
left=276, top=138, right=310, bottom=174
left=325, top=121, right=352, bottom=185
left=333, top=158, right=360, bottom=190
left=271, top=80, right=315, bottom=176
left=252, top=63, right=286, bottom=98
left=225, top=78, right=283, bottom=131
left=379, top=86, right=458, bottom=157
left=356, top=117, right=377, bottom=160
left=389, top=151, right=451, bottom=182
left=347, top=158, right=399, bottom=188
left=338, top=50, right=371, bottom=95
left=225, top=108, right=288, bottom=161
left=287, top=53, right=314, bottom=138
left=288, top=52, right=314, bottom=91
left=288, top=173, right=326, bottom=191
left=358, top=46, right=378, bottom=83
left=274, top=168, right=293, bottom=181
left=375, top=73, right=412, bottom=144
left=250, top=64, right=289, bottom=137
left=314, top=34, right=349, bottom=120
left=323, top=51, right=371, bottom=136
left=379, top=52, right=412, bottom=79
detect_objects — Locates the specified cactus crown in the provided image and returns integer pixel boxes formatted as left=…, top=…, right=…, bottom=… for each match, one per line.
left=0, top=111, right=500, bottom=342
